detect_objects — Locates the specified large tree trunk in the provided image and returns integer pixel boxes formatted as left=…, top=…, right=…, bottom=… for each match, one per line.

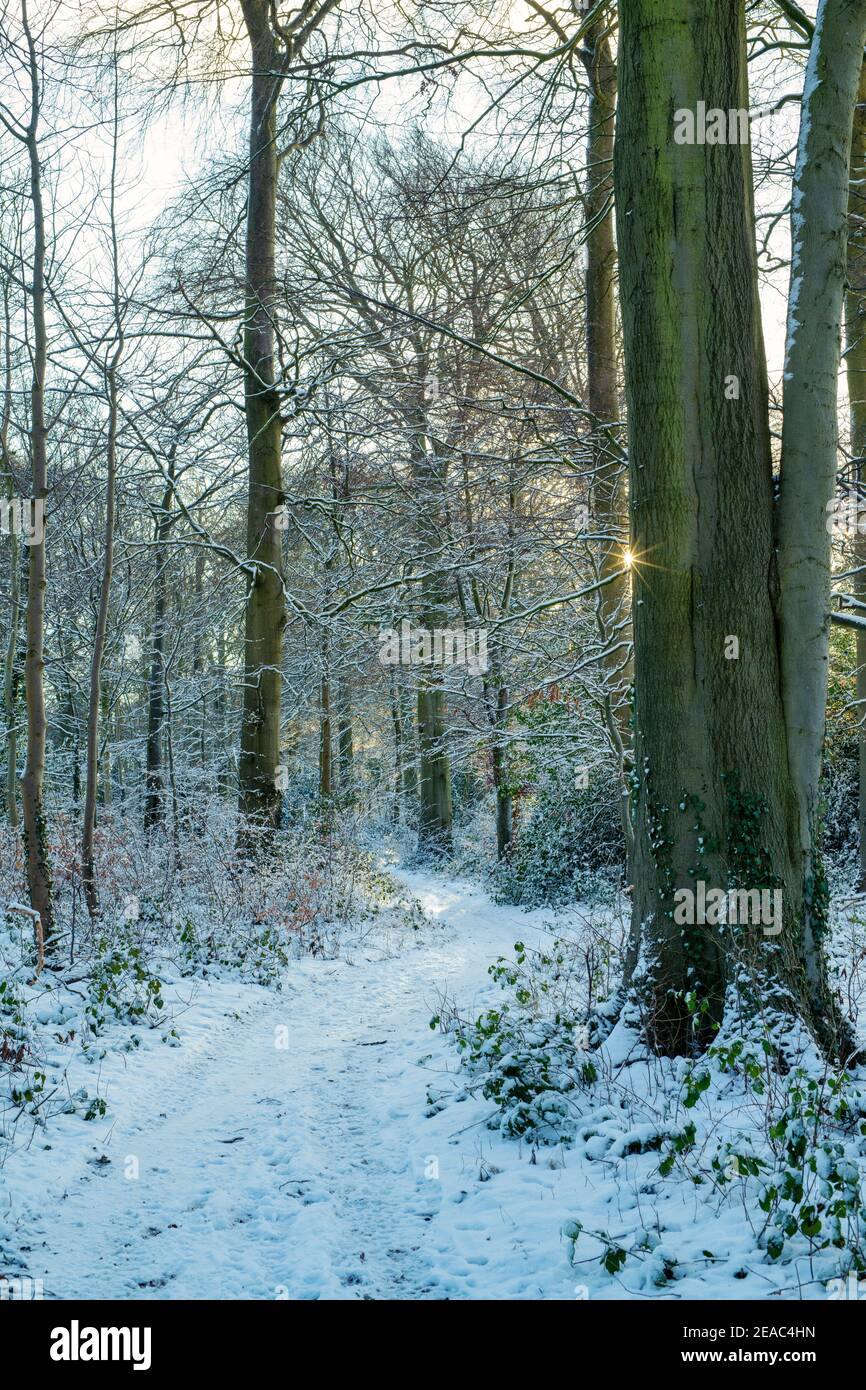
left=614, top=0, right=857, bottom=1055
left=237, top=0, right=286, bottom=830
left=19, top=53, right=54, bottom=949
left=777, top=0, right=866, bottom=990
left=844, top=61, right=866, bottom=888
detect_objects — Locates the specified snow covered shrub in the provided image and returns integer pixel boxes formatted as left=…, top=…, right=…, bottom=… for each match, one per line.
left=0, top=909, right=47, bottom=1119
left=439, top=938, right=601, bottom=1144
left=174, top=911, right=293, bottom=984
left=493, top=775, right=625, bottom=909
left=509, top=947, right=866, bottom=1297
left=0, top=812, right=421, bottom=1157
left=702, top=1054, right=866, bottom=1269
left=471, top=1013, right=590, bottom=1143
left=602, top=1028, right=866, bottom=1287
left=557, top=1042, right=866, bottom=1292
left=562, top=1218, right=681, bottom=1286
left=85, top=932, right=166, bottom=1035
left=0, top=974, right=28, bottom=1052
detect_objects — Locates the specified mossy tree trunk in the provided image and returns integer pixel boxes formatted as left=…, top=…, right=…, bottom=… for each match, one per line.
left=615, top=0, right=865, bottom=1055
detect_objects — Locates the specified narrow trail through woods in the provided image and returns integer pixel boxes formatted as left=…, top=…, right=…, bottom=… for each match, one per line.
left=8, top=873, right=550, bottom=1300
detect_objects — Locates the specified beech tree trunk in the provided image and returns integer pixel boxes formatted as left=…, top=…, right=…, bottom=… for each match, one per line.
left=777, top=0, right=866, bottom=983
left=615, top=0, right=863, bottom=1055
left=237, top=0, right=286, bottom=830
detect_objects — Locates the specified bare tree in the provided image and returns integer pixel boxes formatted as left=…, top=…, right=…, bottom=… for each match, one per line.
left=0, top=0, right=55, bottom=947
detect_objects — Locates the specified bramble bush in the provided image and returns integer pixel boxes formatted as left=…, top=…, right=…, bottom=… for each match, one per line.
left=433, top=937, right=601, bottom=1145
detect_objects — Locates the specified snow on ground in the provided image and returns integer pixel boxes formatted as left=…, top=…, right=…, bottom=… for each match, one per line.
left=0, top=870, right=850, bottom=1300
left=0, top=872, right=560, bottom=1299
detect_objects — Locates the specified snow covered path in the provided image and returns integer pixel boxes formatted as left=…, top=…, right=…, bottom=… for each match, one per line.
left=4, top=869, right=835, bottom=1302
left=2, top=872, right=566, bottom=1301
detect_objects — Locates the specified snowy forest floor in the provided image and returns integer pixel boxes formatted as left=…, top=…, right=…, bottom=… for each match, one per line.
left=1, top=864, right=860, bottom=1301
left=2, top=870, right=573, bottom=1300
